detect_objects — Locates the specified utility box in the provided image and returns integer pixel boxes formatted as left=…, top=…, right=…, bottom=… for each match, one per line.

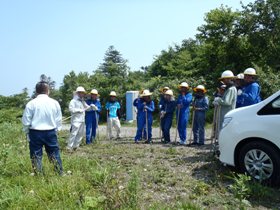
left=126, top=91, right=139, bottom=122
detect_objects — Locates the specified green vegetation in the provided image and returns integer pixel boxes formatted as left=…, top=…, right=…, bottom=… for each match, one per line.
left=1, top=120, right=280, bottom=209
left=1, top=0, right=280, bottom=209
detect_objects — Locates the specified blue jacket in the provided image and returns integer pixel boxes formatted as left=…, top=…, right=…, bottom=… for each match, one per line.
left=160, top=99, right=176, bottom=116
left=193, top=95, right=209, bottom=112
left=240, top=82, right=261, bottom=107
left=135, top=99, right=155, bottom=118
left=177, top=93, right=193, bottom=113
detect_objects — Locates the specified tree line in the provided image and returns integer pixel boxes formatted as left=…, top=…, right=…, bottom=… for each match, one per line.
left=1, top=0, right=279, bottom=122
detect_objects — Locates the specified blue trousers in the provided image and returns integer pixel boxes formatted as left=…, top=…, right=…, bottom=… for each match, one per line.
left=136, top=115, right=147, bottom=140
left=192, top=111, right=206, bottom=144
left=85, top=112, right=98, bottom=144
left=29, top=129, right=63, bottom=175
left=161, top=114, right=173, bottom=142
left=135, top=115, right=153, bottom=141
left=177, top=112, right=189, bottom=142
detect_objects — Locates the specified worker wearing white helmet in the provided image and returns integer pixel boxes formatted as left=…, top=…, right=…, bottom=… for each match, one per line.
left=235, top=73, right=245, bottom=108
left=105, top=91, right=121, bottom=139
left=237, top=68, right=261, bottom=107
left=67, top=86, right=91, bottom=151
left=85, top=89, right=102, bottom=144
left=160, top=89, right=176, bottom=144
left=213, top=70, right=237, bottom=130
left=177, top=82, right=193, bottom=145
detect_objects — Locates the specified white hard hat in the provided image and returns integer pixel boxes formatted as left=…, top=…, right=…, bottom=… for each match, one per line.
left=109, top=91, right=117, bottom=97
left=76, top=86, right=86, bottom=92
left=179, top=82, right=189, bottom=88
left=236, top=73, right=244, bottom=80
left=164, top=89, right=174, bottom=96
left=90, top=89, right=99, bottom=95
left=193, top=85, right=207, bottom=93
left=219, top=70, right=235, bottom=80
left=141, top=89, right=152, bottom=97
left=244, top=68, right=257, bottom=76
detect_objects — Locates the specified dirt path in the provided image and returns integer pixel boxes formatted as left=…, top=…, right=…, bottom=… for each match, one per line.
left=62, top=124, right=213, bottom=141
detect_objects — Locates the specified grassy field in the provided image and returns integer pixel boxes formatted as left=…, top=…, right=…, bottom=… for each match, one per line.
left=0, top=122, right=280, bottom=210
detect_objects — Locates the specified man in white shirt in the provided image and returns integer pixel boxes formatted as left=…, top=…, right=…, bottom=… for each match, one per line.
left=67, top=86, right=91, bottom=151
left=22, top=81, right=63, bottom=175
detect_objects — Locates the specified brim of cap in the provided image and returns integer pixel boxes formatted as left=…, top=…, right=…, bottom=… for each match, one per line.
left=244, top=73, right=258, bottom=76
left=141, top=93, right=152, bottom=97
left=193, top=88, right=207, bottom=93
left=218, top=76, right=235, bottom=80
left=178, top=85, right=189, bottom=88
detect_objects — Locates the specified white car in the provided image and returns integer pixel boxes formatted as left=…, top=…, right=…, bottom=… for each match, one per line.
left=219, top=90, right=280, bottom=186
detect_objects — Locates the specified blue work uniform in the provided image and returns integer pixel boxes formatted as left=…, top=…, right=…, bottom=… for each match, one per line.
left=236, top=87, right=244, bottom=108
left=158, top=95, right=165, bottom=109
left=239, top=82, right=261, bottom=107
left=160, top=98, right=176, bottom=143
left=176, top=93, right=193, bottom=144
left=133, top=98, right=147, bottom=140
left=85, top=99, right=101, bottom=144
left=134, top=99, right=155, bottom=142
left=192, top=95, right=209, bottom=145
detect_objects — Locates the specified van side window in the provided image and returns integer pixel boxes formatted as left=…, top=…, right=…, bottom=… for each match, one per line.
left=258, top=96, right=280, bottom=115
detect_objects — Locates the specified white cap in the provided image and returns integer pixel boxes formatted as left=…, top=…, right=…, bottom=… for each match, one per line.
left=179, top=82, right=189, bottom=88
left=164, top=89, right=174, bottom=96
left=90, top=89, right=98, bottom=95
left=109, top=91, right=117, bottom=96
left=141, top=89, right=152, bottom=97
left=219, top=70, right=235, bottom=80
left=236, top=73, right=244, bottom=80
left=76, top=86, right=86, bottom=92
left=244, top=68, right=257, bottom=76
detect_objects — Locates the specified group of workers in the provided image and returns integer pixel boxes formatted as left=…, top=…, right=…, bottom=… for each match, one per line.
left=22, top=67, right=261, bottom=175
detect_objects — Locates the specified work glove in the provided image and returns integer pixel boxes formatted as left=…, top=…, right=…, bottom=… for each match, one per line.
left=177, top=104, right=183, bottom=109
left=213, top=97, right=220, bottom=106
left=144, top=105, right=148, bottom=109
left=237, top=89, right=243, bottom=96
left=91, top=104, right=98, bottom=111
left=160, top=111, right=166, bottom=119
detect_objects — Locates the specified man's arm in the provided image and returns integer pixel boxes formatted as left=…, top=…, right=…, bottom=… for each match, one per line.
left=22, top=103, right=33, bottom=133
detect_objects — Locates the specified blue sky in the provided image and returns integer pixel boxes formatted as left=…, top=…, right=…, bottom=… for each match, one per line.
left=0, top=0, right=252, bottom=96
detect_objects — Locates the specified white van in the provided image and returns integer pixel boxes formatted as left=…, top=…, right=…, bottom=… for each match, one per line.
left=218, top=90, right=280, bottom=185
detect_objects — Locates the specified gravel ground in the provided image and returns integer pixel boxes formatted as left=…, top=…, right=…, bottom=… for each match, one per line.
left=62, top=123, right=213, bottom=142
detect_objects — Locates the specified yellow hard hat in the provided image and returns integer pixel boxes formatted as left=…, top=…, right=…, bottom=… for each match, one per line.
left=193, top=85, right=207, bottom=93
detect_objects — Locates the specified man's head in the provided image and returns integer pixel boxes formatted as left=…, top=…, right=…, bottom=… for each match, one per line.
left=179, top=82, right=189, bottom=94
left=90, top=89, right=99, bottom=100
left=36, top=82, right=49, bottom=95
left=219, top=70, right=235, bottom=85
left=75, top=86, right=86, bottom=99
left=164, top=89, right=173, bottom=101
left=244, top=68, right=257, bottom=84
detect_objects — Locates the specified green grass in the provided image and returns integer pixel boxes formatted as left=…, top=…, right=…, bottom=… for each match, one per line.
left=1, top=122, right=280, bottom=209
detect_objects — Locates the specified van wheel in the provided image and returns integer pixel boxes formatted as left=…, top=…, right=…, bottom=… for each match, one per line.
left=238, top=141, right=280, bottom=186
